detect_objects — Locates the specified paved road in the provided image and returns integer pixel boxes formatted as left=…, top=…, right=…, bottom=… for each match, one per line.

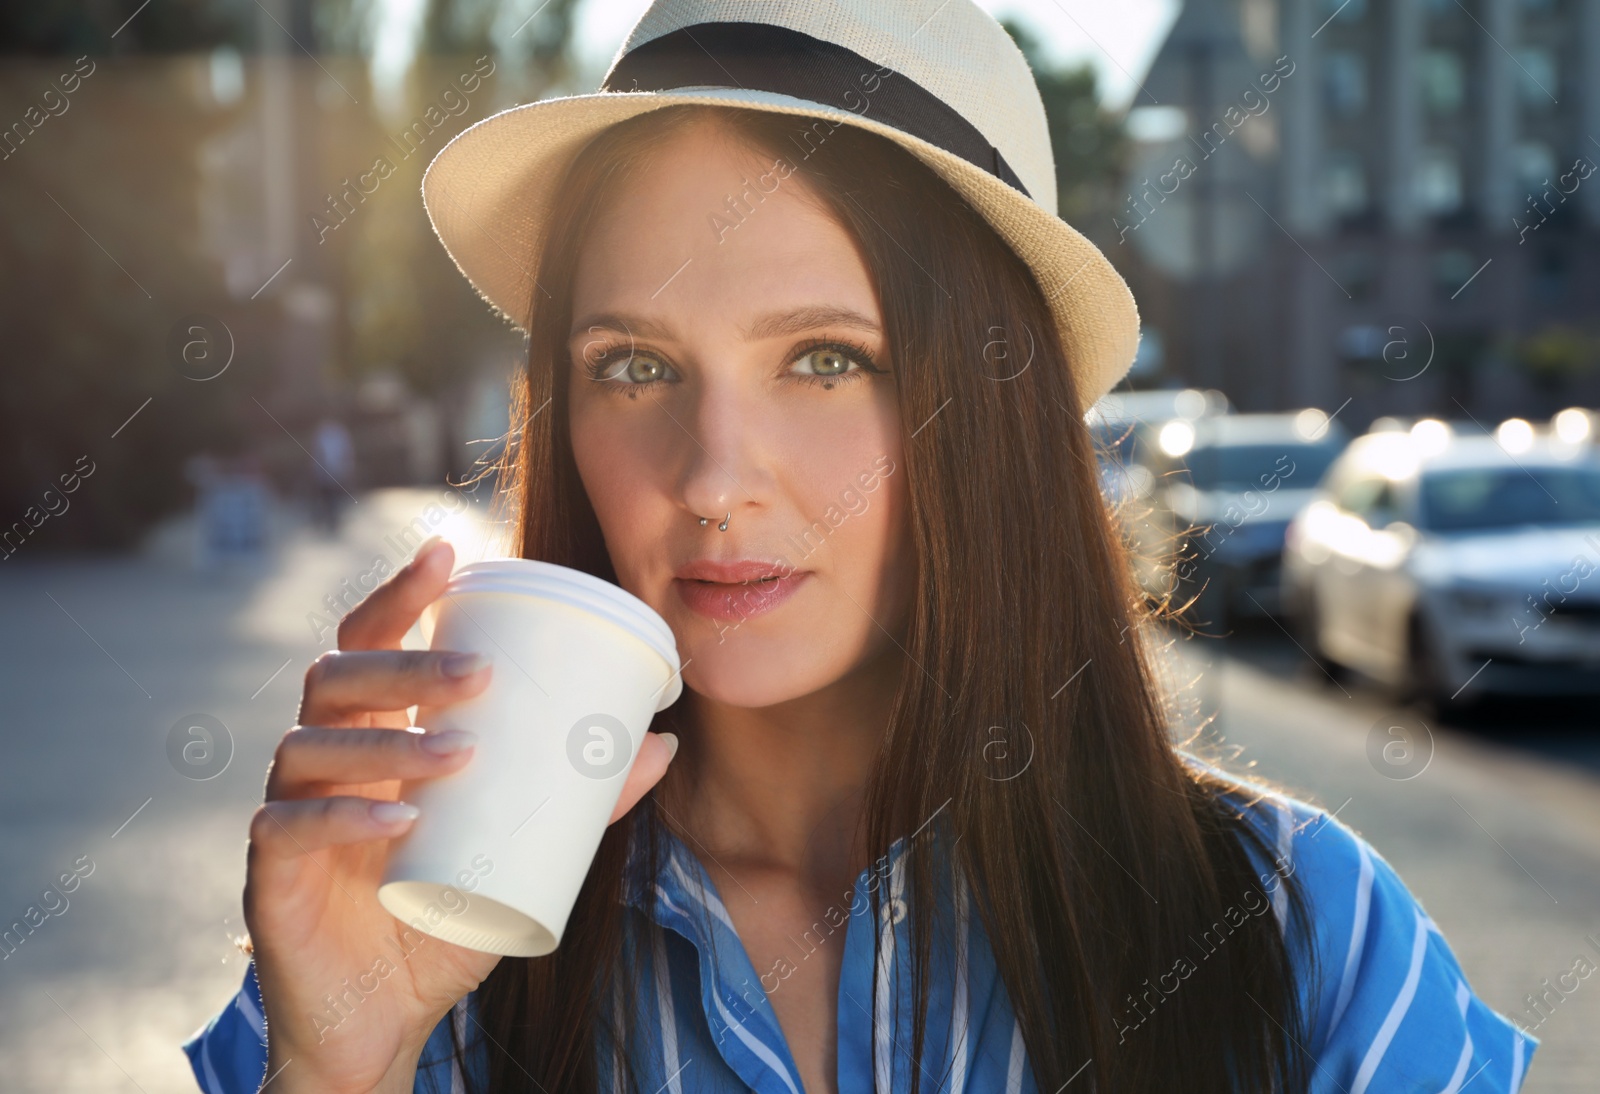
left=0, top=494, right=1594, bottom=1092
left=1167, top=623, right=1600, bottom=1093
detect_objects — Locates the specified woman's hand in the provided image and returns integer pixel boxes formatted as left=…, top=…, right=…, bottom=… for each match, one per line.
left=242, top=536, right=678, bottom=1093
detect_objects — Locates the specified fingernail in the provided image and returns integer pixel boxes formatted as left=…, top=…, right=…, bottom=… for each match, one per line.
left=658, top=732, right=679, bottom=761
left=421, top=729, right=477, bottom=755
left=371, top=801, right=420, bottom=824
left=441, top=652, right=489, bottom=678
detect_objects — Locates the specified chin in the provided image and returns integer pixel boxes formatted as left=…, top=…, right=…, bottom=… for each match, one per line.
left=674, top=635, right=842, bottom=710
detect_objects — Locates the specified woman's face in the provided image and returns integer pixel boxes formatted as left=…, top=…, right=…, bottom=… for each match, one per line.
left=566, top=118, right=911, bottom=709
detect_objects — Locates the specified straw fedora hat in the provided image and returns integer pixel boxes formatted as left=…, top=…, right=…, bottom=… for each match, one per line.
left=420, top=0, right=1142, bottom=407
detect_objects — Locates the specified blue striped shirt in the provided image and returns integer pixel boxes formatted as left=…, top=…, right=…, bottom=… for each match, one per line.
left=182, top=766, right=1537, bottom=1092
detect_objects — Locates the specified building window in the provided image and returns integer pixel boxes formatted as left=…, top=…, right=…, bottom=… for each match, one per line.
left=1515, top=47, right=1558, bottom=107
left=1338, top=324, right=1389, bottom=361
left=1324, top=52, right=1367, bottom=117
left=1432, top=248, right=1480, bottom=300
left=1514, top=144, right=1579, bottom=232
left=1417, top=147, right=1465, bottom=214
left=1325, top=150, right=1369, bottom=217
left=1531, top=248, right=1569, bottom=303
left=1514, top=142, right=1557, bottom=198
left=1518, top=0, right=1559, bottom=13
left=1424, top=0, right=1459, bottom=15
left=1419, top=50, right=1465, bottom=114
left=1334, top=250, right=1379, bottom=301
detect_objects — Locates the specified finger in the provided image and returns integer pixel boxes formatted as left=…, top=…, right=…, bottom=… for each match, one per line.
left=265, top=725, right=478, bottom=800
left=298, top=648, right=492, bottom=726
left=336, top=536, right=455, bottom=652
left=247, top=795, right=421, bottom=867
left=609, top=732, right=679, bottom=825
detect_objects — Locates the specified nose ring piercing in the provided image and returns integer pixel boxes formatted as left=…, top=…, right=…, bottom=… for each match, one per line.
left=698, top=512, right=731, bottom=531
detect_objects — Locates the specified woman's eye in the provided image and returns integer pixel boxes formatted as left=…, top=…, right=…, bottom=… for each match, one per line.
left=580, top=340, right=880, bottom=397
left=620, top=354, right=667, bottom=383
left=588, top=348, right=671, bottom=386
left=794, top=347, right=858, bottom=378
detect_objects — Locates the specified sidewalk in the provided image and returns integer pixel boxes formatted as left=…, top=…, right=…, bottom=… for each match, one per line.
left=0, top=487, right=507, bottom=1093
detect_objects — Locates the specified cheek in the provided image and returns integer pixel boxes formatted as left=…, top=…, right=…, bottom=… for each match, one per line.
left=845, top=456, right=912, bottom=622
left=568, top=402, right=669, bottom=572
left=785, top=409, right=908, bottom=610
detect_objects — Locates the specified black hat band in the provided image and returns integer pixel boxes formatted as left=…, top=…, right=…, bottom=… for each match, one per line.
left=602, top=21, right=1032, bottom=200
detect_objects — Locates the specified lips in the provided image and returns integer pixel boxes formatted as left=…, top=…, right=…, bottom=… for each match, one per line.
left=674, top=558, right=803, bottom=583
left=672, top=558, right=811, bottom=621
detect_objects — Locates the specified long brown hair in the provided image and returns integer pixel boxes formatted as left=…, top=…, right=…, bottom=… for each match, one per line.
left=445, top=103, right=1317, bottom=1094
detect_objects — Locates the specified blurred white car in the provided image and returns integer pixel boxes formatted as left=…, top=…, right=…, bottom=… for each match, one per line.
left=1281, top=417, right=1600, bottom=707
left=1135, top=410, right=1349, bottom=627
left=1087, top=388, right=1233, bottom=606
left=1086, top=387, right=1230, bottom=507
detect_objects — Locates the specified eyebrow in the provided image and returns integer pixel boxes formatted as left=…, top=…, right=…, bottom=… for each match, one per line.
left=745, top=304, right=882, bottom=341
left=569, top=304, right=882, bottom=342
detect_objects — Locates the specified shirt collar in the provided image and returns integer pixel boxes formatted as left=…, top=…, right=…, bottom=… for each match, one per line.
left=611, top=804, right=961, bottom=1092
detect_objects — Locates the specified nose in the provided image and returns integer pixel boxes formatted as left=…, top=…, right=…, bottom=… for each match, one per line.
left=675, top=379, right=775, bottom=527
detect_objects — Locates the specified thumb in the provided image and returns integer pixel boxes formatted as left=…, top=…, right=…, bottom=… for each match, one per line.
left=607, top=732, right=679, bottom=825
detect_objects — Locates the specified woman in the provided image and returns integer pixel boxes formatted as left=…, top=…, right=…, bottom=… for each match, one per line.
left=182, top=3, right=1535, bottom=1092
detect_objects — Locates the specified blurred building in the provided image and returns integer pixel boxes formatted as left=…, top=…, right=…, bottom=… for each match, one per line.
left=1121, top=0, right=1600, bottom=420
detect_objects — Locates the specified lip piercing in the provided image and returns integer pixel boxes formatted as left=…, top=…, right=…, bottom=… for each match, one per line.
left=698, top=512, right=731, bottom=531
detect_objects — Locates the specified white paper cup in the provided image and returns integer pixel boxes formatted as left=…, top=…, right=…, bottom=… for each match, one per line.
left=377, top=558, right=682, bottom=957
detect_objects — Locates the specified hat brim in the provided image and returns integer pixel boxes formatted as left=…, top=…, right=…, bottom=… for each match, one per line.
left=421, top=87, right=1140, bottom=408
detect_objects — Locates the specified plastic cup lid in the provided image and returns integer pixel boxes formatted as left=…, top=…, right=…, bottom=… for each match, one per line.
left=433, top=558, right=683, bottom=709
